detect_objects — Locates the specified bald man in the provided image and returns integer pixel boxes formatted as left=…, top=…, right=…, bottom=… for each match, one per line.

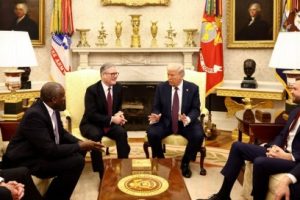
left=11, top=2, right=38, bottom=39
left=3, top=82, right=103, bottom=200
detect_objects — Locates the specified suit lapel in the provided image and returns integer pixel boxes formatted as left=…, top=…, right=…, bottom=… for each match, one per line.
left=166, top=83, right=172, bottom=115
left=99, top=81, right=108, bottom=114
left=182, top=81, right=188, bottom=113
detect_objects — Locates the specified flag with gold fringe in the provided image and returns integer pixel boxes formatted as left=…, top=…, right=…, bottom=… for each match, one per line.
left=198, top=0, right=223, bottom=96
left=275, top=0, right=300, bottom=97
left=50, top=0, right=73, bottom=86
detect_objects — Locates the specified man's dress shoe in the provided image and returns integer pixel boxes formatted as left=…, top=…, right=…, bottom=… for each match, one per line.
left=196, top=193, right=231, bottom=200
left=181, top=163, right=192, bottom=178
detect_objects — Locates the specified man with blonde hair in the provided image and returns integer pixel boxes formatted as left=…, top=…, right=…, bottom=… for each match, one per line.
left=147, top=63, right=205, bottom=178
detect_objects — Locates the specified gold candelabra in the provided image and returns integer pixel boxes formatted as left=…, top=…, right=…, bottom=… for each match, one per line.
left=165, top=23, right=176, bottom=47
left=96, top=22, right=108, bottom=47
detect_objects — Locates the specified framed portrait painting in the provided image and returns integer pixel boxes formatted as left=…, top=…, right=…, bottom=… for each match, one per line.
left=227, top=0, right=281, bottom=48
left=0, top=0, right=44, bottom=46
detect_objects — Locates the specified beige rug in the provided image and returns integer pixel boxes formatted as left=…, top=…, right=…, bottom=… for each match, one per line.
left=71, top=145, right=246, bottom=200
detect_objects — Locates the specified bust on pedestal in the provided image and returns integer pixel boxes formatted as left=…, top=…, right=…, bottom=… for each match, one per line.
left=241, top=59, right=257, bottom=88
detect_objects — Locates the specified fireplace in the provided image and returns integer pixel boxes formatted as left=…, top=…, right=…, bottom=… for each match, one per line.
left=121, top=81, right=159, bottom=131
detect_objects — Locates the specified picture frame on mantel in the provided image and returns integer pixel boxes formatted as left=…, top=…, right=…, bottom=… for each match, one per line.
left=227, top=0, right=281, bottom=48
left=101, top=0, right=170, bottom=6
left=0, top=0, right=44, bottom=46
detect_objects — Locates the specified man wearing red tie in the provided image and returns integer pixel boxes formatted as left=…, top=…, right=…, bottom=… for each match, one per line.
left=147, top=63, right=205, bottom=178
left=198, top=80, right=300, bottom=200
left=80, top=63, right=130, bottom=179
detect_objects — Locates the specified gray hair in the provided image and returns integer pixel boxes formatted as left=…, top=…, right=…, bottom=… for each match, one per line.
left=40, top=82, right=63, bottom=102
left=249, top=3, right=262, bottom=13
left=167, top=63, right=185, bottom=76
left=100, top=63, right=115, bottom=75
left=15, top=3, right=28, bottom=14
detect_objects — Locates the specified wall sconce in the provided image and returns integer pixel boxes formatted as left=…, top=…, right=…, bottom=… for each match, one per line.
left=0, top=31, right=38, bottom=120
left=269, top=32, right=300, bottom=105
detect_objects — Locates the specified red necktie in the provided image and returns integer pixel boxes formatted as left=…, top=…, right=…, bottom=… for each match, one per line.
left=107, top=87, right=112, bottom=116
left=284, top=111, right=300, bottom=149
left=104, top=87, right=112, bottom=134
left=172, top=87, right=179, bottom=133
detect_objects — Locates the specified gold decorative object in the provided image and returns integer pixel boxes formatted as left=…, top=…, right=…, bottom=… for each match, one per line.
left=117, top=174, right=169, bottom=197
left=76, top=28, right=90, bottom=47
left=115, top=21, right=123, bottom=47
left=132, top=159, right=152, bottom=171
left=150, top=21, right=158, bottom=47
left=130, top=14, right=141, bottom=48
left=183, top=29, right=197, bottom=47
left=165, top=23, right=176, bottom=47
left=101, top=0, right=170, bottom=6
left=96, top=22, right=108, bottom=47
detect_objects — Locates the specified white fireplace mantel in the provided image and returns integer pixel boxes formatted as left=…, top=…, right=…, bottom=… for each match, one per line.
left=71, top=47, right=200, bottom=70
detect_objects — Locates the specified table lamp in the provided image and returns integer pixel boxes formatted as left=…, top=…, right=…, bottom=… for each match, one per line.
left=269, top=32, right=300, bottom=105
left=0, top=31, right=38, bottom=120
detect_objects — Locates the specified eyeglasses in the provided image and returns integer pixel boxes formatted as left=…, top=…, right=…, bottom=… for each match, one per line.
left=104, top=72, right=119, bottom=77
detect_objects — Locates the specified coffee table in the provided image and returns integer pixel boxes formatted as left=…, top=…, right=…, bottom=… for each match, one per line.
left=98, top=158, right=191, bottom=200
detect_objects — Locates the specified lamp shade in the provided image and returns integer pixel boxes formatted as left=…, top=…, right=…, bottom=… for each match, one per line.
left=269, top=32, right=300, bottom=69
left=0, top=31, right=38, bottom=67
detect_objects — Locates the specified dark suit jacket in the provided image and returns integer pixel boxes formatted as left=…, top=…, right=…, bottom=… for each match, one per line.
left=4, top=99, right=80, bottom=168
left=236, top=16, right=270, bottom=40
left=80, top=81, right=123, bottom=129
left=152, top=80, right=201, bottom=128
left=11, top=15, right=38, bottom=40
left=269, top=107, right=300, bottom=162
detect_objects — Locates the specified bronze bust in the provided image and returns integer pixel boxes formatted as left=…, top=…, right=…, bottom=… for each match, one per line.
left=241, top=59, right=257, bottom=88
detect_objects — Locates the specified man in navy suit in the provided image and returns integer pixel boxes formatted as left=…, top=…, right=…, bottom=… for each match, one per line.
left=198, top=80, right=300, bottom=200
left=80, top=63, right=130, bottom=179
left=274, top=163, right=300, bottom=200
left=147, top=63, right=205, bottom=178
left=3, top=82, right=103, bottom=200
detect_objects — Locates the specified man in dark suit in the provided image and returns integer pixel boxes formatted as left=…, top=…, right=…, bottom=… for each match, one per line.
left=3, top=82, right=103, bottom=200
left=11, top=2, right=38, bottom=40
left=147, top=63, right=205, bottom=178
left=80, top=63, right=130, bottom=179
left=0, top=167, right=42, bottom=200
left=198, top=80, right=300, bottom=200
left=274, top=163, right=300, bottom=200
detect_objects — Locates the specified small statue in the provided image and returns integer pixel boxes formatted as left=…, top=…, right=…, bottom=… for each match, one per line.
left=241, top=59, right=258, bottom=88
left=115, top=21, right=122, bottom=47
left=130, top=15, right=141, bottom=48
left=96, top=22, right=108, bottom=47
left=76, top=28, right=90, bottom=47
left=150, top=21, right=158, bottom=47
left=165, top=23, right=176, bottom=47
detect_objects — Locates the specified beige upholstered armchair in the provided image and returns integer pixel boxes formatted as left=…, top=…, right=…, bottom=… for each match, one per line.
left=143, top=70, right=208, bottom=175
left=64, top=69, right=116, bottom=154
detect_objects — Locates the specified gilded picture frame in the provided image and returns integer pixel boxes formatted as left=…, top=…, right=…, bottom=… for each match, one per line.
left=101, top=0, right=169, bottom=6
left=0, top=0, right=44, bottom=46
left=227, top=0, right=281, bottom=48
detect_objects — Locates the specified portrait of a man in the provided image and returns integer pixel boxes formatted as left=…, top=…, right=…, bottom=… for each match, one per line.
left=235, top=1, right=273, bottom=41
left=0, top=0, right=43, bottom=45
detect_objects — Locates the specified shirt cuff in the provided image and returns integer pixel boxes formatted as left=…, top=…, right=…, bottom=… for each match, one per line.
left=183, top=116, right=191, bottom=127
left=286, top=173, right=297, bottom=184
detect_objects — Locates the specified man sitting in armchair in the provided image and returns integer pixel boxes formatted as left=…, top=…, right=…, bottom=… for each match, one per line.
left=197, top=80, right=300, bottom=200
left=147, top=63, right=205, bottom=178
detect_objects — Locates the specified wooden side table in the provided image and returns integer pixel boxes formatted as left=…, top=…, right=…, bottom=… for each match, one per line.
left=0, top=121, right=20, bottom=141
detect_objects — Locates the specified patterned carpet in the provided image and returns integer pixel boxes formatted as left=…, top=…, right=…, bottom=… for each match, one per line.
left=102, top=143, right=229, bottom=167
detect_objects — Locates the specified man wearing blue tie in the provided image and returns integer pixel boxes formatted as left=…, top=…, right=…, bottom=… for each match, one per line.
left=198, top=80, right=300, bottom=200
left=147, top=63, right=205, bottom=178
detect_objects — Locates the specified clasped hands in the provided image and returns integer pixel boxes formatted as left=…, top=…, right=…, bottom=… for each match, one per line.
left=112, top=111, right=127, bottom=125
left=266, top=145, right=292, bottom=160
left=0, top=181, right=24, bottom=200
left=148, top=113, right=190, bottom=126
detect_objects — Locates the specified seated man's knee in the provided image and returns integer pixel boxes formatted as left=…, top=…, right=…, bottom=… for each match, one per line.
left=253, top=157, right=268, bottom=169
